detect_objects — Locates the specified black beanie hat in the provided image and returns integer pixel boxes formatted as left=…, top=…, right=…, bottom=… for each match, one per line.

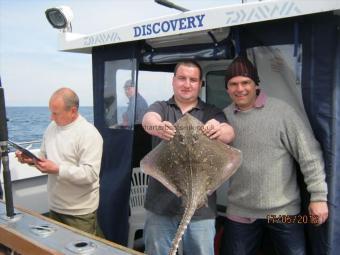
left=225, top=56, right=260, bottom=88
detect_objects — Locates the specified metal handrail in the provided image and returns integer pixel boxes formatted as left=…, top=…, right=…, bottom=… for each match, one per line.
left=12, top=140, right=41, bottom=147
left=8, top=140, right=41, bottom=151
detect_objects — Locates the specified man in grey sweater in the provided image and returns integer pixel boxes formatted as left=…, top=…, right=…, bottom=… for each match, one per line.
left=221, top=57, right=328, bottom=255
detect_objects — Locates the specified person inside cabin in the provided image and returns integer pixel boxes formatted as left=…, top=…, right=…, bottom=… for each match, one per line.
left=220, top=56, right=329, bottom=255
left=15, top=87, right=104, bottom=237
left=122, top=79, right=148, bottom=126
left=142, top=60, right=235, bottom=255
left=104, top=89, right=116, bottom=128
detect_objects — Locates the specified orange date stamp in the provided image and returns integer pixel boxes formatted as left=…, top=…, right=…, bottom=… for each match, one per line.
left=266, top=214, right=319, bottom=224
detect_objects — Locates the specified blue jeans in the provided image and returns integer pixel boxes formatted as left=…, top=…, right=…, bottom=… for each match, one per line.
left=144, top=211, right=215, bottom=255
left=220, top=217, right=306, bottom=255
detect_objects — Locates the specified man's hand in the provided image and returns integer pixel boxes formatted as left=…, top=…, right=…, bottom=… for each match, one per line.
left=16, top=150, right=59, bottom=174
left=308, top=201, right=328, bottom=226
left=143, top=112, right=176, bottom=141
left=156, top=121, right=176, bottom=141
left=202, top=119, right=235, bottom=143
left=15, top=150, right=34, bottom=165
left=202, top=119, right=222, bottom=139
left=35, top=159, right=59, bottom=174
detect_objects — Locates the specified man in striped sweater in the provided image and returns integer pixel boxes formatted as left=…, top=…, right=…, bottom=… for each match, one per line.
left=221, top=57, right=328, bottom=255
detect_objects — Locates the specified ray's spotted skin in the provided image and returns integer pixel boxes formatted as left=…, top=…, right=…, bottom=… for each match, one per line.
left=141, top=113, right=242, bottom=255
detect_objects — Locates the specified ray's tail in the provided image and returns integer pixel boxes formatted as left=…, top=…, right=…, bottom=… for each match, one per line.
left=168, top=201, right=197, bottom=255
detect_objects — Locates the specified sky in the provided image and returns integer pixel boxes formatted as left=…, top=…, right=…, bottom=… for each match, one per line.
left=0, top=0, right=242, bottom=106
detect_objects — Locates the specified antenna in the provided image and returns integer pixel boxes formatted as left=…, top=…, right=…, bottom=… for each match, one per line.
left=155, top=0, right=189, bottom=12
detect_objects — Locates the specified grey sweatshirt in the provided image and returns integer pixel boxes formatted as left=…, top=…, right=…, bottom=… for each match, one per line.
left=224, top=96, right=327, bottom=218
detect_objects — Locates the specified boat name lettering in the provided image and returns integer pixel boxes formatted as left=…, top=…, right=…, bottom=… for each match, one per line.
left=84, top=32, right=121, bottom=46
left=133, top=14, right=205, bottom=38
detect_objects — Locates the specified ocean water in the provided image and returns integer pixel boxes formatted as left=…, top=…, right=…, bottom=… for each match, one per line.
left=5, top=107, right=93, bottom=144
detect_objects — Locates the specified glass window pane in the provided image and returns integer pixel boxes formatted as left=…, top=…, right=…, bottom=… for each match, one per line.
left=206, top=70, right=232, bottom=110
left=137, top=70, right=173, bottom=108
left=103, top=59, right=173, bottom=129
left=104, top=59, right=137, bottom=129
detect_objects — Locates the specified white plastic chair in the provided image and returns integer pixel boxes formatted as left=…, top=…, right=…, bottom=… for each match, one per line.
left=127, top=167, right=149, bottom=249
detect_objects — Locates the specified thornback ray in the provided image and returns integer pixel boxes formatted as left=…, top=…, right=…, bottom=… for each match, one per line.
left=140, top=113, right=242, bottom=255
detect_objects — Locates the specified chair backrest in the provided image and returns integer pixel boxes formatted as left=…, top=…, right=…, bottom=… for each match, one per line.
left=129, top=167, right=149, bottom=209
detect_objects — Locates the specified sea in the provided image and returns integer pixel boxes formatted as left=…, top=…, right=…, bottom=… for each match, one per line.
left=5, top=107, right=93, bottom=146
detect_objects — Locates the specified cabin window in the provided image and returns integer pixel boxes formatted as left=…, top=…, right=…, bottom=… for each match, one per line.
left=136, top=70, right=173, bottom=107
left=103, top=59, right=137, bottom=129
left=103, top=59, right=173, bottom=129
left=206, top=70, right=232, bottom=110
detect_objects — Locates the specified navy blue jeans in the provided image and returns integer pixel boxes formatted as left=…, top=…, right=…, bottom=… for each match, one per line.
left=220, top=217, right=306, bottom=255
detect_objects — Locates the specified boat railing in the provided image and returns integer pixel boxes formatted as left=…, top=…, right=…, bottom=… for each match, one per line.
left=8, top=140, right=42, bottom=151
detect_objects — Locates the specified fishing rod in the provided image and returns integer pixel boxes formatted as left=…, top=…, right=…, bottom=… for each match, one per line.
left=0, top=76, right=15, bottom=218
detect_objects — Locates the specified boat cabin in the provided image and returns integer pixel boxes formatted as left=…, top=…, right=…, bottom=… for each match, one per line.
left=52, top=0, right=340, bottom=253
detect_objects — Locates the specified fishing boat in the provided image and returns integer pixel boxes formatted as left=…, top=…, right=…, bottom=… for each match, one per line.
left=1, top=0, right=340, bottom=254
